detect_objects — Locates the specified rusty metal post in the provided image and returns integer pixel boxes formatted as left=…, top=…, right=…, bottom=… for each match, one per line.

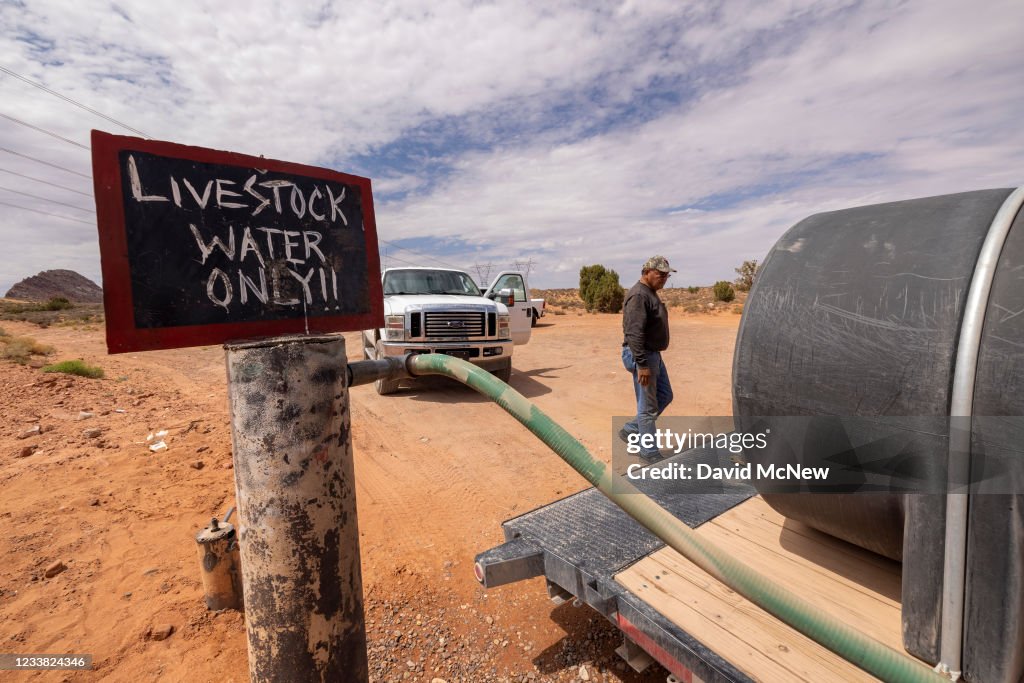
left=195, top=515, right=243, bottom=610
left=225, top=335, right=368, bottom=683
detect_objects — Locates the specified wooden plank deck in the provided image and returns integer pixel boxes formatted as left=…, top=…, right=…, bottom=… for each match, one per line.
left=615, top=496, right=907, bottom=682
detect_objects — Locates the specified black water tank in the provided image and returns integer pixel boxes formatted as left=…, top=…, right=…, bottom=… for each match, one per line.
left=733, top=188, right=1024, bottom=681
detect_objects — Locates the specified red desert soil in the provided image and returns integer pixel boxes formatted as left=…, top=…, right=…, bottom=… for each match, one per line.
left=0, top=311, right=740, bottom=682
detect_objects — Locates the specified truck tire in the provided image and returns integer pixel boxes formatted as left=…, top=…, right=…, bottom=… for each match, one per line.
left=373, top=340, right=401, bottom=395
left=492, top=359, right=512, bottom=383
left=531, top=310, right=538, bottom=327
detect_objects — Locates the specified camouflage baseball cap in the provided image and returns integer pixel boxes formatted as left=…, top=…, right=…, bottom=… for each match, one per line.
left=643, top=255, right=677, bottom=273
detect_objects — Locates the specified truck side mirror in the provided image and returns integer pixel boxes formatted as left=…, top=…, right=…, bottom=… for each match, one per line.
left=499, top=288, right=514, bottom=307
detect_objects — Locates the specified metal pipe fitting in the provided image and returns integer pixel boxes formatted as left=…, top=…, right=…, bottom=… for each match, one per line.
left=346, top=354, right=413, bottom=387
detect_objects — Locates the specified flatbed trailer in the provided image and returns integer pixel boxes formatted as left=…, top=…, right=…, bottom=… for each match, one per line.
left=475, top=449, right=907, bottom=683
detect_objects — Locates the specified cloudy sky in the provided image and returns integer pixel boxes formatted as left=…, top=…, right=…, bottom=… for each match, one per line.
left=0, top=0, right=1021, bottom=294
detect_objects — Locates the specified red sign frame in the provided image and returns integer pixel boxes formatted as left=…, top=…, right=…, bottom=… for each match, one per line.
left=91, top=130, right=383, bottom=353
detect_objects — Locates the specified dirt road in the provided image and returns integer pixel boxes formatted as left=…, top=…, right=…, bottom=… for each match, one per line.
left=0, top=311, right=740, bottom=682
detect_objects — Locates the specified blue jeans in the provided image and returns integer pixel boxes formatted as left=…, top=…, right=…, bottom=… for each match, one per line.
left=622, top=347, right=673, bottom=456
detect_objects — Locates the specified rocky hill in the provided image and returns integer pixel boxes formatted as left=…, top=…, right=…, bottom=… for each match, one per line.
left=5, top=269, right=103, bottom=302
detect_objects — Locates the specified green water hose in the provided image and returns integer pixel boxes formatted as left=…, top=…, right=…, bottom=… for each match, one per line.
left=405, top=353, right=947, bottom=683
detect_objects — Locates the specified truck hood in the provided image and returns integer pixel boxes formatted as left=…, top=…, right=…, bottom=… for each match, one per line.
left=383, top=294, right=502, bottom=312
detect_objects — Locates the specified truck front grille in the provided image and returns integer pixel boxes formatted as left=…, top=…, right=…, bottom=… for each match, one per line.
left=424, top=312, right=485, bottom=338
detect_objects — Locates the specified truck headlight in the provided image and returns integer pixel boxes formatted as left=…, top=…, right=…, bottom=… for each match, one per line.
left=497, top=313, right=510, bottom=339
left=383, top=314, right=406, bottom=341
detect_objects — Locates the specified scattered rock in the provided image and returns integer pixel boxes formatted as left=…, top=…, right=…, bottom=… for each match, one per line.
left=196, top=445, right=209, bottom=453
left=223, top=462, right=233, bottom=470
left=431, top=679, right=448, bottom=683
left=146, top=624, right=174, bottom=641
left=17, top=445, right=37, bottom=458
left=149, top=441, right=167, bottom=452
left=82, top=427, right=103, bottom=439
left=44, top=560, right=66, bottom=578
left=17, top=425, right=40, bottom=440
left=77, top=411, right=94, bottom=420
left=485, top=616, right=493, bottom=625
left=578, top=664, right=590, bottom=681
left=190, top=461, right=204, bottom=470
left=142, top=567, right=159, bottom=576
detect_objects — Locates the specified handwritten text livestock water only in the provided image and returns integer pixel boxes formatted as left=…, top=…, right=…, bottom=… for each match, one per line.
left=126, top=153, right=360, bottom=313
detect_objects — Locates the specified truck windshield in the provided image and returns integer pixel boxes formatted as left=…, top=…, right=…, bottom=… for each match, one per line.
left=383, top=270, right=482, bottom=296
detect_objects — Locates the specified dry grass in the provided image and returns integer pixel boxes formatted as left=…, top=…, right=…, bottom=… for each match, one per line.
left=0, top=328, right=55, bottom=364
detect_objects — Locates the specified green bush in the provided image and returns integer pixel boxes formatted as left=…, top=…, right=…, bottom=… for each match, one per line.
left=579, top=265, right=624, bottom=313
left=590, top=272, right=624, bottom=313
left=43, top=297, right=73, bottom=311
left=713, top=281, right=735, bottom=302
left=686, top=286, right=700, bottom=294
left=41, top=359, right=104, bottom=379
left=578, top=265, right=608, bottom=307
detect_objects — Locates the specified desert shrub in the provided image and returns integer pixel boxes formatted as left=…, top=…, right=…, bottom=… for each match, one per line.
left=42, top=359, right=104, bottom=379
left=43, top=297, right=73, bottom=311
left=0, top=301, right=100, bottom=326
left=733, top=305, right=744, bottom=314
left=579, top=265, right=608, bottom=306
left=734, top=260, right=759, bottom=292
left=713, top=280, right=735, bottom=302
left=590, top=273, right=624, bottom=313
left=0, top=335, right=54, bottom=363
left=686, top=286, right=700, bottom=294
left=579, top=265, right=624, bottom=313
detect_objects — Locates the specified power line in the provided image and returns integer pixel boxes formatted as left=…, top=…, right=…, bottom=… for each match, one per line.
left=0, top=111, right=90, bottom=150
left=381, top=251, right=422, bottom=268
left=0, top=167, right=91, bottom=196
left=378, top=237, right=460, bottom=269
left=0, top=65, right=150, bottom=138
left=0, top=199, right=93, bottom=225
left=0, top=146, right=90, bottom=178
left=0, top=184, right=94, bottom=213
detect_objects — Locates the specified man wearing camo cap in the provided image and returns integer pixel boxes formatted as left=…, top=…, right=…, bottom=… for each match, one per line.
left=620, top=255, right=676, bottom=461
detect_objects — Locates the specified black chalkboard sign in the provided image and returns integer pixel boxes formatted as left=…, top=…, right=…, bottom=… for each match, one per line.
left=92, top=131, right=383, bottom=353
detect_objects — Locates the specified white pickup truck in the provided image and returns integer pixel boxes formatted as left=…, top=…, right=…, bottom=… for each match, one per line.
left=362, top=268, right=533, bottom=394
left=483, top=271, right=545, bottom=326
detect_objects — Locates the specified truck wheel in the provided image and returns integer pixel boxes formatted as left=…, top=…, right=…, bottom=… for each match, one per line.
left=531, top=310, right=538, bottom=327
left=373, top=341, right=401, bottom=395
left=492, top=359, right=512, bottom=383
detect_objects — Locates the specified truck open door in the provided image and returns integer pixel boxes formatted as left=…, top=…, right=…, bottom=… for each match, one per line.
left=485, top=271, right=533, bottom=345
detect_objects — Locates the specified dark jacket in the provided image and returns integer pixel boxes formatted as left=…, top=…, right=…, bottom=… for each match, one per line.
left=622, top=281, right=669, bottom=367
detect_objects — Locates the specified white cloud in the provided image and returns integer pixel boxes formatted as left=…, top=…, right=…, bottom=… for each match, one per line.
left=0, top=0, right=1021, bottom=295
